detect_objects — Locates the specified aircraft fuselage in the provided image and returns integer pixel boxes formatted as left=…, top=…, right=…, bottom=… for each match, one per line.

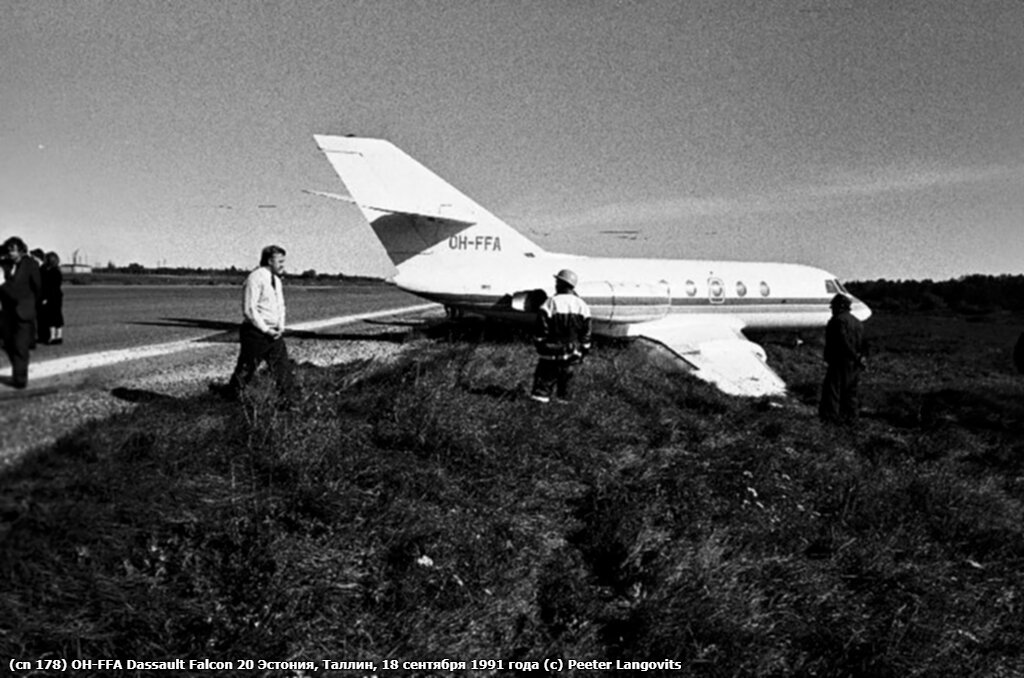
left=393, top=252, right=870, bottom=337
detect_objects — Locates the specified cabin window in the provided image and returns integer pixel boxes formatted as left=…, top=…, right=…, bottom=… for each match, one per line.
left=736, top=281, right=747, bottom=297
left=825, top=279, right=839, bottom=295
left=709, top=278, right=724, bottom=299
left=685, top=280, right=697, bottom=297
left=760, top=281, right=770, bottom=297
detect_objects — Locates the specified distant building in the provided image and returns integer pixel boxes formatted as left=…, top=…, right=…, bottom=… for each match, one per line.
left=61, top=249, right=93, bottom=274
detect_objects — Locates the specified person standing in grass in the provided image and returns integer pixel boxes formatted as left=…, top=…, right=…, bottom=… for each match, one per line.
left=819, top=293, right=867, bottom=424
left=0, top=237, right=42, bottom=389
left=221, top=244, right=295, bottom=403
left=530, top=268, right=592, bottom=404
left=29, top=248, right=45, bottom=348
left=39, top=251, right=64, bottom=345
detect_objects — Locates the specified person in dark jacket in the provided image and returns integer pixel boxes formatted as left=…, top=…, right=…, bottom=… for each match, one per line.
left=530, top=269, right=592, bottom=403
left=30, top=248, right=45, bottom=347
left=1, top=237, right=42, bottom=388
left=819, top=294, right=867, bottom=424
left=39, top=251, right=64, bottom=345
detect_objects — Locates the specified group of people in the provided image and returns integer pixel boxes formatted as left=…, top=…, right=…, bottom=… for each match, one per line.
left=220, top=247, right=867, bottom=425
left=1, top=237, right=65, bottom=389
left=521, top=267, right=868, bottom=424
left=216, top=249, right=595, bottom=409
left=525, top=273, right=870, bottom=422
left=1, top=235, right=867, bottom=422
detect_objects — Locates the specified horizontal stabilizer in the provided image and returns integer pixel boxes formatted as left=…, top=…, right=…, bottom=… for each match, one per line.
left=302, top=189, right=475, bottom=228
left=314, top=135, right=493, bottom=223
left=302, top=189, right=353, bottom=203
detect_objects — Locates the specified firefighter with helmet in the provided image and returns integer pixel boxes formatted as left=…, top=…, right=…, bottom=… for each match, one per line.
left=530, top=269, right=592, bottom=403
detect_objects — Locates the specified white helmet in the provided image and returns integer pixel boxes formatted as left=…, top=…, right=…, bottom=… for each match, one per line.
left=554, top=269, right=578, bottom=288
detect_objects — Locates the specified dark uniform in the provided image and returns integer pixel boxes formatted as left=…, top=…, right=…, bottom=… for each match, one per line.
left=531, top=269, right=592, bottom=403
left=39, top=258, right=64, bottom=344
left=30, top=249, right=45, bottom=346
left=819, top=294, right=866, bottom=424
left=1, top=242, right=42, bottom=389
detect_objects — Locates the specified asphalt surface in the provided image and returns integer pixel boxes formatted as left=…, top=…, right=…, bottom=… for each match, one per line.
left=0, top=283, right=441, bottom=466
left=18, top=283, right=422, bottom=360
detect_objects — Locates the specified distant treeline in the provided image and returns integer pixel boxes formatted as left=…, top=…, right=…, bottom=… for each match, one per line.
left=848, top=275, right=1024, bottom=314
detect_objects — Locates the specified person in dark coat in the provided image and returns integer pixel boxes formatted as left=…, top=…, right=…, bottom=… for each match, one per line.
left=39, top=251, right=64, bottom=345
left=819, top=294, right=867, bottom=424
left=530, top=268, right=592, bottom=403
left=1, top=237, right=42, bottom=388
left=30, top=248, right=45, bottom=347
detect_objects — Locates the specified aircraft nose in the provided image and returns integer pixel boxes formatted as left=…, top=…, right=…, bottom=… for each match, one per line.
left=851, top=299, right=872, bottom=322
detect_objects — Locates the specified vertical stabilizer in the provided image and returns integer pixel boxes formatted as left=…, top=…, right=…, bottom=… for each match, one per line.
left=314, top=135, right=543, bottom=267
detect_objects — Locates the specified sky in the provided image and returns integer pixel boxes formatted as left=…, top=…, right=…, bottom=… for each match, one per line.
left=2, top=0, right=1022, bottom=281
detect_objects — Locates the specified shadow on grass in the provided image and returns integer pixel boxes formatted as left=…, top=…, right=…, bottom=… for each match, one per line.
left=132, top=318, right=414, bottom=345
left=110, top=387, right=179, bottom=403
left=284, top=328, right=409, bottom=343
left=878, top=386, right=1024, bottom=433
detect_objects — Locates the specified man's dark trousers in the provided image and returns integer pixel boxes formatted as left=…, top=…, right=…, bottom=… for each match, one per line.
left=532, top=358, right=576, bottom=400
left=819, top=361, right=861, bottom=423
left=1, top=315, right=32, bottom=387
left=228, top=322, right=294, bottom=399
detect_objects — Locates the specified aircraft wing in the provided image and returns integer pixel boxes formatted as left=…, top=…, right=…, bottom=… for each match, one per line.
left=629, top=317, right=787, bottom=397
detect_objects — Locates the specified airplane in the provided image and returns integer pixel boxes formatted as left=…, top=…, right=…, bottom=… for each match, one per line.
left=309, top=135, right=871, bottom=397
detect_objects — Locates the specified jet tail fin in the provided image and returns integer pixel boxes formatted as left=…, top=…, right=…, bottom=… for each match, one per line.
left=314, top=135, right=543, bottom=267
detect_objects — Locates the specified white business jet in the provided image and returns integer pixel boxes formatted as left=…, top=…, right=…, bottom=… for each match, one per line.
left=310, top=135, right=871, bottom=397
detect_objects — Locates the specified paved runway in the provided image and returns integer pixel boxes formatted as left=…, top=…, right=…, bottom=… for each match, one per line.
left=2, top=282, right=433, bottom=390
left=0, top=282, right=448, bottom=463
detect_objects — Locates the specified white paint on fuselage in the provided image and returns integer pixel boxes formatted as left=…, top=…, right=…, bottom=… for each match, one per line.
left=393, top=252, right=870, bottom=333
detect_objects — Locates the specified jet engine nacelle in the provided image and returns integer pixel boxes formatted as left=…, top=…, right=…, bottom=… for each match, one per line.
left=512, top=280, right=671, bottom=324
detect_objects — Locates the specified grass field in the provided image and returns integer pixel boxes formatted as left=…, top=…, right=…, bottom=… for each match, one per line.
left=2, top=310, right=1023, bottom=677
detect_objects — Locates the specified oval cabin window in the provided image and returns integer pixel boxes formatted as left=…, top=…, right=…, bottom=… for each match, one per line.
left=760, top=281, right=771, bottom=297
left=736, top=281, right=747, bottom=297
left=685, top=280, right=697, bottom=297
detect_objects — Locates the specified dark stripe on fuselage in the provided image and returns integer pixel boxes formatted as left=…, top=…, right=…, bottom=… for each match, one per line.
left=414, top=291, right=832, bottom=313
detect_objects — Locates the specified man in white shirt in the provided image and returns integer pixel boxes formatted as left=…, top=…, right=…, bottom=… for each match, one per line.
left=224, top=245, right=295, bottom=402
